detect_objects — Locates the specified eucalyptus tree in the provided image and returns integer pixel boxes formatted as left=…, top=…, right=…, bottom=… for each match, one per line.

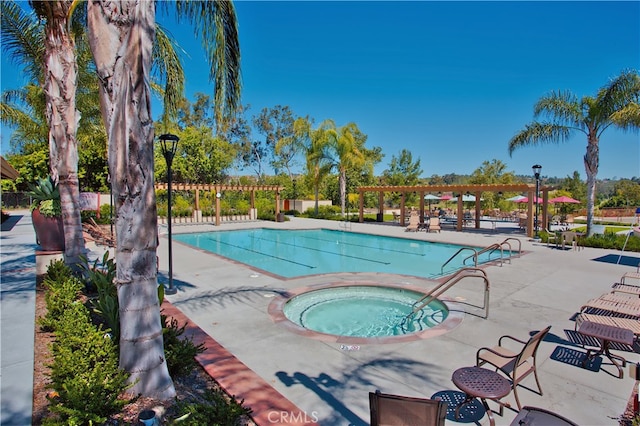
left=253, top=105, right=299, bottom=176
left=86, top=0, right=240, bottom=399
left=509, top=70, right=640, bottom=236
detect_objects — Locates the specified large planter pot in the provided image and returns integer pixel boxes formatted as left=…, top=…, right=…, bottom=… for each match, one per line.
left=31, top=209, right=65, bottom=251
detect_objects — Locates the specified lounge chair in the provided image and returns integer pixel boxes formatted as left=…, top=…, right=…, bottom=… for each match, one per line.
left=575, top=313, right=640, bottom=339
left=611, top=282, right=640, bottom=297
left=428, top=217, right=441, bottom=233
left=510, top=406, right=578, bottom=426
left=405, top=213, right=420, bottom=232
left=580, top=294, right=640, bottom=318
left=369, top=390, right=447, bottom=426
left=476, top=325, right=551, bottom=410
left=621, top=272, right=640, bottom=285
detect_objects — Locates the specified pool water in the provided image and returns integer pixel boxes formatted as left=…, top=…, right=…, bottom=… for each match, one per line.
left=283, top=286, right=448, bottom=338
left=174, top=228, right=498, bottom=278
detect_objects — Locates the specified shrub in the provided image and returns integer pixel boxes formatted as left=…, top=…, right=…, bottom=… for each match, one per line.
left=80, top=253, right=120, bottom=340
left=38, top=262, right=84, bottom=332
left=172, top=387, right=252, bottom=425
left=162, top=313, right=206, bottom=377
left=45, top=303, right=130, bottom=425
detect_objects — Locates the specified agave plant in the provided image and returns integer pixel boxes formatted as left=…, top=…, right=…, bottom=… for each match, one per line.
left=28, top=176, right=61, bottom=217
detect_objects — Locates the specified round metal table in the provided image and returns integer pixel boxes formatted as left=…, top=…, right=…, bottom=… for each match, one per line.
left=452, top=366, right=511, bottom=426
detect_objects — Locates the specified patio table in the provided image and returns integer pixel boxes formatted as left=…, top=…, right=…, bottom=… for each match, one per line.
left=578, top=320, right=634, bottom=378
left=451, top=366, right=511, bottom=426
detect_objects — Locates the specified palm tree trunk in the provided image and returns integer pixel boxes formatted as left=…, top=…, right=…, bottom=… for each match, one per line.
left=584, top=134, right=599, bottom=236
left=87, top=0, right=175, bottom=400
left=340, top=169, right=347, bottom=216
left=38, top=0, right=86, bottom=266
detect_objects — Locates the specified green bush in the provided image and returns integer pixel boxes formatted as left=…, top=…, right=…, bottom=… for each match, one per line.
left=172, top=387, right=252, bottom=425
left=80, top=253, right=120, bottom=340
left=302, top=205, right=341, bottom=219
left=45, top=303, right=130, bottom=425
left=162, top=313, right=206, bottom=377
left=38, top=262, right=84, bottom=332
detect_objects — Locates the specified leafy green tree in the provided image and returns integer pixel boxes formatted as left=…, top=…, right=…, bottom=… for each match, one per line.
left=509, top=69, right=640, bottom=236
left=253, top=105, right=299, bottom=177
left=468, top=159, right=516, bottom=210
left=559, top=171, right=586, bottom=202
left=87, top=0, right=241, bottom=399
left=382, top=149, right=422, bottom=206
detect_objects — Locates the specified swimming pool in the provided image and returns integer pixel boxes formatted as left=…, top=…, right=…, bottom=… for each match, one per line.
left=174, top=228, right=499, bottom=278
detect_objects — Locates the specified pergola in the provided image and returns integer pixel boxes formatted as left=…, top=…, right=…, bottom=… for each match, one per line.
left=0, top=156, right=18, bottom=180
left=155, top=183, right=283, bottom=225
left=358, top=184, right=553, bottom=237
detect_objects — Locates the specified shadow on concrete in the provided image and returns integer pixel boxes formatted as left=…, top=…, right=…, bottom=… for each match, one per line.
left=549, top=345, right=602, bottom=373
left=431, top=389, right=485, bottom=424
left=276, top=356, right=445, bottom=425
left=1, top=213, right=24, bottom=232
left=592, top=253, right=640, bottom=268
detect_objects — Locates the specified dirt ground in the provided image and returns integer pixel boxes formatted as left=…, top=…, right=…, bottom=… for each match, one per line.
left=32, top=283, right=246, bottom=425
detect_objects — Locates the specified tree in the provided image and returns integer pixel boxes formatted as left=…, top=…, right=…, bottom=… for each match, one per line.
left=253, top=105, right=299, bottom=177
left=86, top=0, right=241, bottom=399
left=296, top=118, right=334, bottom=215
left=29, top=0, right=85, bottom=267
left=509, top=70, right=640, bottom=236
left=468, top=159, right=516, bottom=210
left=382, top=149, right=422, bottom=206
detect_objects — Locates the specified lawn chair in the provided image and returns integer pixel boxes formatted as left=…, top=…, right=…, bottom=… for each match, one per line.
left=405, top=213, right=420, bottom=232
left=476, top=326, right=551, bottom=410
left=428, top=217, right=441, bottom=233
left=611, top=282, right=640, bottom=297
left=580, top=293, right=640, bottom=318
left=369, top=390, right=447, bottom=426
left=510, top=406, right=578, bottom=426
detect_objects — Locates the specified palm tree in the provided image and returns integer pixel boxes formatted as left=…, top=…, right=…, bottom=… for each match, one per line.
left=295, top=118, right=334, bottom=215
left=327, top=122, right=367, bottom=216
left=86, top=0, right=240, bottom=399
left=509, top=70, right=640, bottom=236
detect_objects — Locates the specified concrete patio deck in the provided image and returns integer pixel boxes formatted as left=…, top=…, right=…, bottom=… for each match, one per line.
left=1, top=212, right=638, bottom=425
left=161, top=216, right=639, bottom=425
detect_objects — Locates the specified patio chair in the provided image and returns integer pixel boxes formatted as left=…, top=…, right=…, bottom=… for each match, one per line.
left=369, top=390, right=447, bottom=426
left=476, top=325, right=551, bottom=410
left=580, top=294, right=640, bottom=318
left=560, top=231, right=583, bottom=251
left=510, top=406, right=578, bottom=426
left=405, top=213, right=420, bottom=232
left=611, top=282, right=640, bottom=297
left=427, top=217, right=441, bottom=233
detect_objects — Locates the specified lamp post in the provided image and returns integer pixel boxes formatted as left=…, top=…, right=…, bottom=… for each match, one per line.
left=158, top=133, right=180, bottom=295
left=532, top=164, right=542, bottom=240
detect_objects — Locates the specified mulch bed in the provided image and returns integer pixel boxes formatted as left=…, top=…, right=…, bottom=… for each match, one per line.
left=32, top=282, right=252, bottom=425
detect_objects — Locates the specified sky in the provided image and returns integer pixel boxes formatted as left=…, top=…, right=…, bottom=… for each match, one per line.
left=2, top=1, right=639, bottom=181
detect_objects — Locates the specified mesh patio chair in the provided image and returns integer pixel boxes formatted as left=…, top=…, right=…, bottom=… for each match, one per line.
left=369, top=390, right=447, bottom=426
left=510, top=406, right=578, bottom=426
left=476, top=326, right=551, bottom=410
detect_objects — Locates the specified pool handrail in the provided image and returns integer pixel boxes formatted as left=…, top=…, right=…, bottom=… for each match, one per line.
left=441, top=247, right=479, bottom=274
left=463, top=243, right=503, bottom=267
left=410, top=267, right=490, bottom=319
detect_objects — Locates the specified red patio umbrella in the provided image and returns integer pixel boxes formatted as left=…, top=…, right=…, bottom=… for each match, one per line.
left=515, top=196, right=544, bottom=204
left=549, top=196, right=580, bottom=204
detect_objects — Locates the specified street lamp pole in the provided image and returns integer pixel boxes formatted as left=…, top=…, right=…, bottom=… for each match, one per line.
left=532, top=164, right=542, bottom=240
left=158, top=133, right=180, bottom=295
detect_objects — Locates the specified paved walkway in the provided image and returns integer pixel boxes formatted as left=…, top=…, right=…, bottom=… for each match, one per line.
left=2, top=212, right=639, bottom=425
left=1, top=210, right=37, bottom=425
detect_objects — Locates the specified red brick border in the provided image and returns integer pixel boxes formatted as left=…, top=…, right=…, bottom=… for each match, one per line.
left=162, top=302, right=319, bottom=426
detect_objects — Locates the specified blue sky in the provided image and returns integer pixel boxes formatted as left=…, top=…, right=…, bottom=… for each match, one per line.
left=2, top=1, right=639, bottom=180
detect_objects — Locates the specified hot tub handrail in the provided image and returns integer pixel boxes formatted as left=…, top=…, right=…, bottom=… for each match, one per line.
left=410, top=267, right=490, bottom=319
left=441, top=247, right=478, bottom=274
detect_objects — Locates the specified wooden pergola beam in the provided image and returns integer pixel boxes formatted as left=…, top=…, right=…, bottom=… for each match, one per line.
left=358, top=184, right=553, bottom=238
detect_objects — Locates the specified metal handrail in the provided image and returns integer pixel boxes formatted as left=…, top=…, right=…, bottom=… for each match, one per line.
left=441, top=247, right=478, bottom=274
left=463, top=243, right=503, bottom=267
left=410, top=267, right=490, bottom=319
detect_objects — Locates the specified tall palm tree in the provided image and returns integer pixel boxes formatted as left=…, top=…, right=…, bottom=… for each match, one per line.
left=86, top=0, right=240, bottom=399
left=295, top=118, right=334, bottom=215
left=509, top=70, right=640, bottom=236
left=328, top=122, right=367, bottom=216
